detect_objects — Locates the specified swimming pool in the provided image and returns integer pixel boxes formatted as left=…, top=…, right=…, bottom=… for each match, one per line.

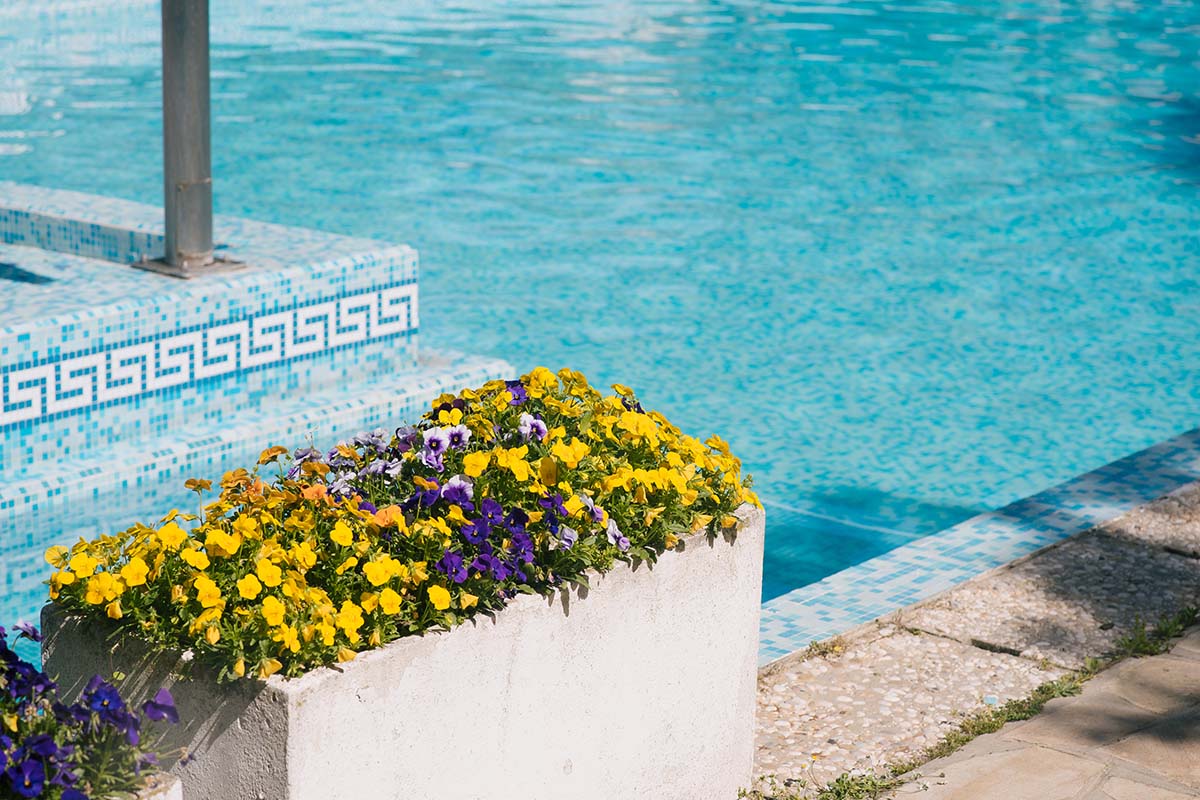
left=2, top=0, right=1199, bottom=604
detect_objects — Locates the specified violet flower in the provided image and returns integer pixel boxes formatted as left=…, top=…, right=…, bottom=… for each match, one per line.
left=394, top=425, right=421, bottom=453
left=421, top=428, right=450, bottom=472
left=441, top=475, right=474, bottom=506
left=558, top=526, right=578, bottom=549
left=606, top=518, right=630, bottom=552
left=352, top=428, right=390, bottom=454
left=578, top=493, right=605, bottom=523
left=142, top=689, right=178, bottom=725
left=435, top=550, right=468, bottom=584
left=446, top=424, right=471, bottom=449
left=506, top=380, right=528, bottom=406
left=518, top=413, right=547, bottom=442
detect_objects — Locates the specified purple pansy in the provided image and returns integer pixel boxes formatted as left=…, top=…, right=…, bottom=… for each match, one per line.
left=506, top=380, right=528, bottom=406
left=470, top=544, right=503, bottom=578
left=606, top=518, right=630, bottom=552
left=509, top=531, right=535, bottom=564
left=578, top=493, right=605, bottom=523
left=517, top=413, right=547, bottom=442
left=12, top=623, right=40, bottom=644
left=461, top=518, right=490, bottom=546
left=142, top=688, right=179, bottom=725
left=6, top=758, right=45, bottom=798
left=446, top=425, right=471, bottom=449
left=481, top=498, right=504, bottom=526
left=394, top=425, right=421, bottom=454
left=558, top=526, right=578, bottom=549
left=421, top=428, right=450, bottom=472
left=435, top=550, right=468, bottom=584
left=441, top=475, right=474, bottom=506
left=352, top=428, right=390, bottom=454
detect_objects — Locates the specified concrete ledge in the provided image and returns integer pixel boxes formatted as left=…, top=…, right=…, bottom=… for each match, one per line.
left=43, top=505, right=765, bottom=800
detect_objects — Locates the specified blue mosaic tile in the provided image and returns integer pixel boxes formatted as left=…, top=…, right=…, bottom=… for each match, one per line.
left=758, top=426, right=1200, bottom=665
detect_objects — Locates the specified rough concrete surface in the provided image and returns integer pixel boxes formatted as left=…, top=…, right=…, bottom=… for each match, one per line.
left=900, top=532, right=1200, bottom=669
left=755, top=480, right=1200, bottom=799
left=755, top=627, right=1064, bottom=785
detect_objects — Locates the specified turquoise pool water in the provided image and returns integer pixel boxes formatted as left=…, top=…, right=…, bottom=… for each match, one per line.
left=2, top=0, right=1199, bottom=603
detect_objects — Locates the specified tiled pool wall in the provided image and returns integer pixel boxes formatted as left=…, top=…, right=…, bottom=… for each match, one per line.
left=0, top=182, right=514, bottom=638
left=759, top=426, right=1200, bottom=665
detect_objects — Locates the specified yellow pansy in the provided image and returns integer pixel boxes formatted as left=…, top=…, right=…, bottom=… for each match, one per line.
left=494, top=446, right=531, bottom=482
left=256, top=558, right=283, bottom=587
left=44, top=545, right=69, bottom=568
left=156, top=521, right=188, bottom=551
left=119, top=556, right=150, bottom=588
left=427, top=585, right=451, bottom=611
left=379, top=587, right=403, bottom=615
left=289, top=541, right=317, bottom=571
left=205, top=528, right=242, bottom=558
left=106, top=600, right=123, bottom=620
left=462, top=451, right=491, bottom=478
left=180, top=548, right=210, bottom=571
left=271, top=624, right=300, bottom=653
left=460, top=592, right=478, bottom=610
left=237, top=574, right=263, bottom=600
left=83, top=572, right=124, bottom=605
left=330, top=520, right=354, bottom=548
left=261, top=595, right=286, bottom=626
left=68, top=552, right=99, bottom=578
left=539, top=455, right=558, bottom=487
left=335, top=556, right=359, bottom=575
left=258, top=658, right=283, bottom=679
left=362, top=556, right=401, bottom=587
left=336, top=601, right=364, bottom=643
left=194, top=575, right=222, bottom=608
left=551, top=438, right=590, bottom=469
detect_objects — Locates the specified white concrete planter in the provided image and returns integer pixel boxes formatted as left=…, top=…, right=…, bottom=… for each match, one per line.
left=43, top=505, right=764, bottom=800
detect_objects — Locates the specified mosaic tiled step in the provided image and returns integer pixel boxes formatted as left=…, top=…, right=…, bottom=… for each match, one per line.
left=0, top=183, right=420, bottom=473
left=0, top=350, right=513, bottom=628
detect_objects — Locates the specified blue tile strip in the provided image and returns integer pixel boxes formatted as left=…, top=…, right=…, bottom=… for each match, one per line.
left=758, top=427, right=1200, bottom=665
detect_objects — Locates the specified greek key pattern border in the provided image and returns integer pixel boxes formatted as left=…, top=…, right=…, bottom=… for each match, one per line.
left=1, top=284, right=418, bottom=429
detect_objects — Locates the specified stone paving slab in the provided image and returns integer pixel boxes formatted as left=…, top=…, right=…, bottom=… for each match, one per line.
left=754, top=626, right=1064, bottom=786
left=898, top=532, right=1200, bottom=669
left=891, top=631, right=1200, bottom=800
left=1103, top=483, right=1200, bottom=558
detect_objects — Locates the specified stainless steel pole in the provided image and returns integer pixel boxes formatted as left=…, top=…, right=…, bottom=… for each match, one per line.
left=162, top=0, right=213, bottom=271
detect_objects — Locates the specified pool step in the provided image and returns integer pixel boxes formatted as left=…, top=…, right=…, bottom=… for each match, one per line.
left=1, top=182, right=420, bottom=476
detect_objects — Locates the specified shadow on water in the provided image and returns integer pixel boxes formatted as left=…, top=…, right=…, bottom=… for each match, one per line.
left=760, top=486, right=984, bottom=602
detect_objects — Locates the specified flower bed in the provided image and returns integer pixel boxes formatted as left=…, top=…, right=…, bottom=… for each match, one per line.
left=42, top=368, right=764, bottom=799
left=46, top=368, right=757, bottom=680
left=0, top=625, right=178, bottom=800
